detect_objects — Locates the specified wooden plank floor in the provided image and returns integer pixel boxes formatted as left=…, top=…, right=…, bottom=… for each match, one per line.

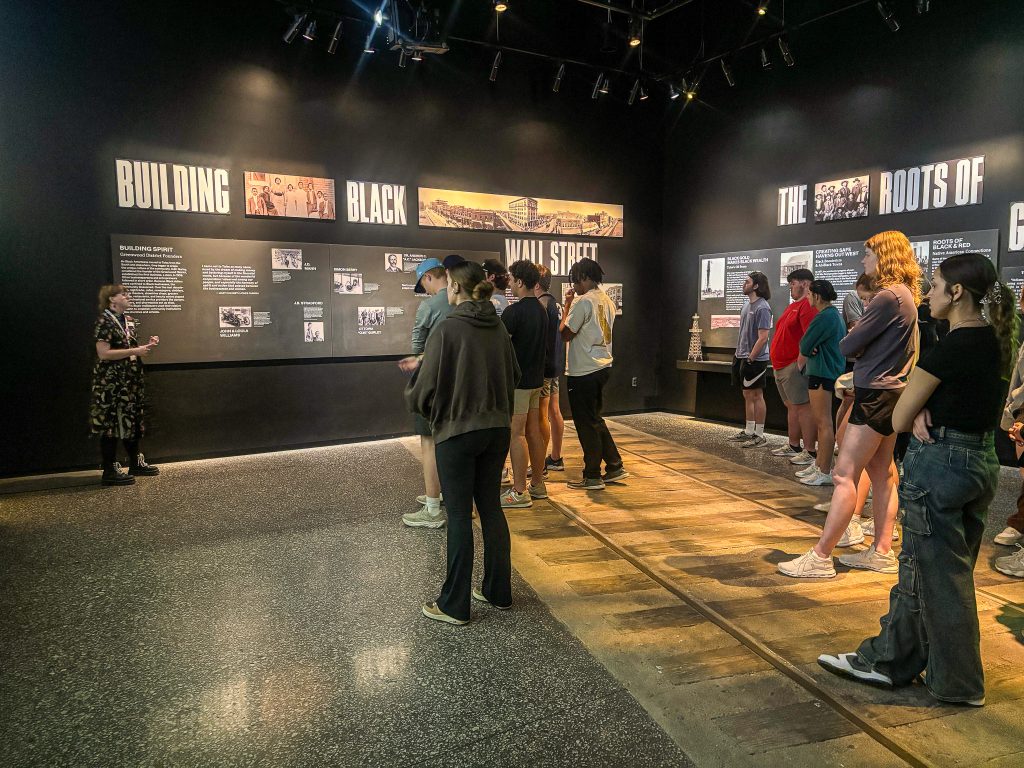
left=504, top=419, right=1024, bottom=768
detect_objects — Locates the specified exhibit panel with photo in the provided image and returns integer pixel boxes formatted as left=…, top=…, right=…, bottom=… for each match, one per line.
left=779, top=251, right=813, bottom=284
left=419, top=187, right=624, bottom=238
left=699, top=257, right=725, bottom=299
left=812, top=175, right=869, bottom=223
left=604, top=283, right=623, bottom=315
left=244, top=171, right=337, bottom=220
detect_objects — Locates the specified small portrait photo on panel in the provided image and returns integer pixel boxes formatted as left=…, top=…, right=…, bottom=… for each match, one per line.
left=358, top=306, right=386, bottom=328
left=334, top=272, right=364, bottom=295
left=219, top=306, right=252, bottom=328
left=700, top=257, right=725, bottom=299
left=780, top=251, right=814, bottom=285
left=384, top=253, right=402, bottom=272
left=272, top=248, right=303, bottom=270
left=813, top=175, right=869, bottom=223
left=304, top=321, right=325, bottom=342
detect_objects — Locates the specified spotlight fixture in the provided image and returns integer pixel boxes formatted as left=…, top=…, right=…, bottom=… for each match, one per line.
left=684, top=79, right=696, bottom=100
left=599, top=75, right=610, bottom=95
left=399, top=49, right=408, bottom=68
left=489, top=50, right=502, bottom=82
left=302, top=18, right=317, bottom=41
left=412, top=50, right=423, bottom=62
left=374, top=8, right=384, bottom=26
left=639, top=86, right=648, bottom=101
left=592, top=72, right=604, bottom=99
left=628, top=17, right=642, bottom=47
left=760, top=45, right=772, bottom=69
left=876, top=1, right=900, bottom=31
left=916, top=0, right=930, bottom=13
left=494, top=1, right=508, bottom=12
left=552, top=63, right=565, bottom=93
left=628, top=79, right=641, bottom=105
left=757, top=1, right=769, bottom=16
left=283, top=12, right=309, bottom=44
left=327, top=20, right=342, bottom=54
left=778, top=37, right=794, bottom=66
left=669, top=84, right=680, bottom=100
left=720, top=58, right=736, bottom=87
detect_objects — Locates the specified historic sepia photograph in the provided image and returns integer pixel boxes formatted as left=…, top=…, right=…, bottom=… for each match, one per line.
left=272, top=248, right=303, bottom=270
left=780, top=251, right=814, bottom=284
left=910, top=239, right=931, bottom=271
left=334, top=272, right=364, bottom=295
left=384, top=253, right=402, bottom=272
left=700, top=257, right=725, bottom=299
left=813, top=175, right=869, bottom=223
left=218, top=306, right=252, bottom=329
left=418, top=188, right=624, bottom=238
left=604, top=283, right=623, bottom=315
left=358, top=306, right=386, bottom=328
left=244, top=171, right=336, bottom=220
left=303, top=321, right=325, bottom=342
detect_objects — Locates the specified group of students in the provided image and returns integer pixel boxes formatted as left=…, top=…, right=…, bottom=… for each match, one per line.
left=730, top=229, right=1021, bottom=706
left=399, top=255, right=626, bottom=625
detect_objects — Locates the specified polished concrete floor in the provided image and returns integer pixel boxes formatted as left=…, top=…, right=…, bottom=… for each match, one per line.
left=2, top=413, right=1022, bottom=767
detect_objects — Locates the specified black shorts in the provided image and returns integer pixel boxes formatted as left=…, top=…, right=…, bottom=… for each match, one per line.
left=849, top=387, right=901, bottom=436
left=807, top=375, right=836, bottom=392
left=732, top=357, right=768, bottom=390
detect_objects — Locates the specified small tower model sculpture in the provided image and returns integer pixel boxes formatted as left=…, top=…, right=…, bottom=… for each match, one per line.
left=687, top=314, right=703, bottom=362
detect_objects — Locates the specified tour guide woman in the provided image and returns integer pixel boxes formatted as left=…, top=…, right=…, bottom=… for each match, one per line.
left=406, top=260, right=521, bottom=625
left=818, top=253, right=1017, bottom=706
left=90, top=284, right=160, bottom=486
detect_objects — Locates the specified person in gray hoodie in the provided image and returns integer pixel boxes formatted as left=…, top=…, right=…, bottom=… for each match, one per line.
left=406, top=260, right=521, bottom=625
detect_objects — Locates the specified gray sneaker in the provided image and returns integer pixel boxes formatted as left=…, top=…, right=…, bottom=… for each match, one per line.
left=402, top=507, right=446, bottom=528
left=741, top=435, right=769, bottom=448
left=994, top=545, right=1024, bottom=578
left=727, top=430, right=752, bottom=442
left=415, top=492, right=444, bottom=506
left=838, top=545, right=898, bottom=573
left=529, top=481, right=549, bottom=499
left=602, top=467, right=630, bottom=484
left=567, top=476, right=606, bottom=490
left=500, top=488, right=532, bottom=508
left=789, top=450, right=815, bottom=465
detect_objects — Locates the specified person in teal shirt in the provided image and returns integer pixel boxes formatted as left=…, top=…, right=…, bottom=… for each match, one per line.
left=796, top=279, right=847, bottom=486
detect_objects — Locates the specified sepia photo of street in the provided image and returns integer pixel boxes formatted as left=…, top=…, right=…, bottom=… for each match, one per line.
left=418, top=188, right=623, bottom=238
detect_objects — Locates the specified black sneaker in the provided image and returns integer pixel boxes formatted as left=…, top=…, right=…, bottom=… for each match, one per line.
left=128, top=453, right=159, bottom=477
left=602, top=467, right=630, bottom=484
left=545, top=456, right=565, bottom=472
left=101, top=462, right=136, bottom=486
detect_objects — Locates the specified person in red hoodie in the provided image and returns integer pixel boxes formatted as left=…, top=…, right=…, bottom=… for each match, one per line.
left=769, top=268, right=818, bottom=464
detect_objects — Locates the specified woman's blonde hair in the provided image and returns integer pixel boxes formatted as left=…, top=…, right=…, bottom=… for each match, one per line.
left=97, top=284, right=128, bottom=313
left=863, top=230, right=921, bottom=306
left=449, top=261, right=495, bottom=303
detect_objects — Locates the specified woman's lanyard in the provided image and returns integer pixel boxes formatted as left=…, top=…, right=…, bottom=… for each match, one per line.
left=104, top=310, right=136, bottom=359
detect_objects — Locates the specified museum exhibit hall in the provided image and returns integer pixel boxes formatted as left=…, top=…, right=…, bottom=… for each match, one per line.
left=4, top=0, right=1024, bottom=765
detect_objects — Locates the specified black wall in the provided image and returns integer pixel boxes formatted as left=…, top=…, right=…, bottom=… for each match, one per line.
left=659, top=0, right=1024, bottom=409
left=0, top=1, right=666, bottom=475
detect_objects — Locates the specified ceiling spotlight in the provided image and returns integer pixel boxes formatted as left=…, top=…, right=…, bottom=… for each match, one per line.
left=398, top=49, right=408, bottom=68
left=494, top=1, right=508, bottom=12
left=600, top=75, right=610, bottom=95
left=876, top=1, right=900, bottom=31
left=628, top=17, right=642, bottom=47
left=720, top=58, right=736, bottom=87
left=685, top=79, right=696, bottom=100
left=412, top=49, right=423, bottom=62
left=302, top=18, right=317, bottom=41
left=327, top=20, right=342, bottom=54
left=669, top=84, right=680, bottom=100
left=373, top=7, right=384, bottom=26
left=552, top=63, right=565, bottom=93
left=490, top=50, right=502, bottom=82
left=628, top=79, right=641, bottom=105
left=916, top=0, right=930, bottom=13
left=778, top=37, right=794, bottom=66
left=592, top=72, right=604, bottom=99
left=757, top=1, right=769, bottom=16
left=760, top=45, right=772, bottom=69
left=283, top=12, right=309, bottom=44
left=639, top=86, right=648, bottom=101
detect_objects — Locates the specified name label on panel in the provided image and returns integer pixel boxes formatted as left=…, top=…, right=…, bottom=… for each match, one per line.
left=777, top=185, right=807, bottom=226
left=115, top=159, right=230, bottom=214
left=346, top=181, right=408, bottom=225
left=877, top=155, right=984, bottom=215
left=504, top=238, right=598, bottom=276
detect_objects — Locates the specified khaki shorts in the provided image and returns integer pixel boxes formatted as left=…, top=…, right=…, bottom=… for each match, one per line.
left=540, top=377, right=559, bottom=397
left=513, top=387, right=542, bottom=415
left=775, top=361, right=810, bottom=405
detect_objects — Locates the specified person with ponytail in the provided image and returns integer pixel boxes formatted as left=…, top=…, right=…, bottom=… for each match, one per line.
left=90, top=284, right=160, bottom=486
left=406, top=259, right=521, bottom=625
left=819, top=253, right=1017, bottom=707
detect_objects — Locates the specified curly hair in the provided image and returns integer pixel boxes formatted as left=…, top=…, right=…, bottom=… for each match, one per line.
left=863, top=230, right=921, bottom=306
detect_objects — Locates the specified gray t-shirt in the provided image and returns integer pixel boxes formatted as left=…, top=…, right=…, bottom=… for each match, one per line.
left=839, top=284, right=918, bottom=389
left=736, top=297, right=772, bottom=361
left=842, top=292, right=864, bottom=328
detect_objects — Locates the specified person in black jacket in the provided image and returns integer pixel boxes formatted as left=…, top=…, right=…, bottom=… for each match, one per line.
left=406, top=260, right=521, bottom=625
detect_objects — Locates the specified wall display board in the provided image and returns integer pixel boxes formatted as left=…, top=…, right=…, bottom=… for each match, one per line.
left=697, top=228, right=998, bottom=348
left=111, top=235, right=497, bottom=363
left=243, top=171, right=336, bottom=220
left=419, top=188, right=624, bottom=238
left=812, top=175, right=869, bottom=223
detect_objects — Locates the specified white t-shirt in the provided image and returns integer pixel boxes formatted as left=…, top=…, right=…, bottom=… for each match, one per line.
left=565, top=288, right=615, bottom=376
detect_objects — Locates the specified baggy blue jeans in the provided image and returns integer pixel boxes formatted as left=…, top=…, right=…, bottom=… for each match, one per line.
left=857, top=428, right=998, bottom=703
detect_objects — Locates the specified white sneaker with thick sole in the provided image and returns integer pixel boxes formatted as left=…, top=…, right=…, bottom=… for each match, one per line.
left=801, top=469, right=834, bottom=486
left=994, top=545, right=1024, bottom=577
left=500, top=488, right=532, bottom=508
left=860, top=517, right=899, bottom=541
left=817, top=652, right=893, bottom=688
left=994, top=526, right=1023, bottom=546
left=772, top=445, right=799, bottom=457
left=472, top=587, right=512, bottom=609
left=795, top=464, right=818, bottom=478
left=837, top=545, right=899, bottom=573
left=422, top=602, right=468, bottom=625
left=789, top=450, right=815, bottom=465
left=778, top=549, right=836, bottom=578
left=402, top=508, right=446, bottom=528
left=837, top=519, right=865, bottom=547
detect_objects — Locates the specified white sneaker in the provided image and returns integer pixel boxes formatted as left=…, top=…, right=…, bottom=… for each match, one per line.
left=402, top=507, right=446, bottom=528
left=838, top=545, right=898, bottom=573
left=800, top=469, right=834, bottom=486
left=860, top=517, right=899, bottom=541
left=500, top=487, right=532, bottom=509
left=727, top=430, right=752, bottom=442
left=500, top=468, right=513, bottom=487
left=814, top=501, right=831, bottom=513
left=994, top=545, right=1024, bottom=578
left=772, top=444, right=799, bottom=457
left=778, top=548, right=836, bottom=578
left=789, top=451, right=815, bottom=465
left=837, top=519, right=865, bottom=547
left=818, top=652, right=893, bottom=688
left=795, top=464, right=818, bottom=478
left=994, top=526, right=1023, bottom=546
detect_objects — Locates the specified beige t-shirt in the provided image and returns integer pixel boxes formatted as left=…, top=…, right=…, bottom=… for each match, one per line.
left=565, top=288, right=615, bottom=376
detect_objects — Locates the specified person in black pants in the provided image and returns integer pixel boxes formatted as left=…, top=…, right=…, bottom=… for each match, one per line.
left=560, top=258, right=627, bottom=490
left=406, top=260, right=521, bottom=625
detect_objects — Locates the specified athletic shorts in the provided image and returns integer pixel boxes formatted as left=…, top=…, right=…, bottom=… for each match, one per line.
left=807, top=375, right=836, bottom=392
left=775, top=361, right=810, bottom=405
left=731, top=357, right=768, bottom=390
left=849, top=387, right=902, bottom=436
left=513, top=387, right=542, bottom=415
left=541, top=377, right=559, bottom=397
left=413, top=413, right=432, bottom=437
